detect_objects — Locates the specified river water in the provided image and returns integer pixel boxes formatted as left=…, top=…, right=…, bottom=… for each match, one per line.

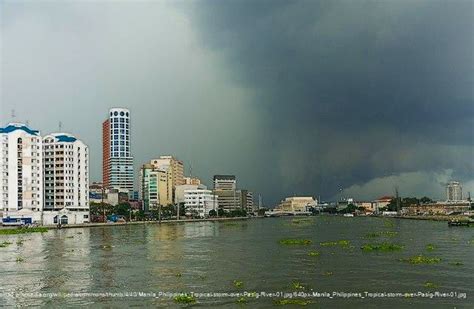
left=0, top=217, right=473, bottom=308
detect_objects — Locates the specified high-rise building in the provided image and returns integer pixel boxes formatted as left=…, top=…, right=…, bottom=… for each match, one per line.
left=446, top=181, right=462, bottom=201
left=213, top=175, right=239, bottom=212
left=150, top=156, right=184, bottom=202
left=102, top=108, right=134, bottom=195
left=213, top=175, right=236, bottom=191
left=0, top=123, right=43, bottom=224
left=42, top=133, right=89, bottom=224
left=184, top=189, right=218, bottom=218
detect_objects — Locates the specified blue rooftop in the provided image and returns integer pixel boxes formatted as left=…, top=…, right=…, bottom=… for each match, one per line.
left=55, top=135, right=77, bottom=143
left=0, top=124, right=39, bottom=136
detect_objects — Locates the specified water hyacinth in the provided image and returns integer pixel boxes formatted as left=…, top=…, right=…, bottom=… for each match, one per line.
left=0, top=241, right=13, bottom=248
left=424, top=282, right=438, bottom=289
left=0, top=227, right=49, bottom=235
left=233, top=280, right=243, bottom=288
left=320, top=240, right=350, bottom=247
left=174, top=294, right=196, bottom=304
left=365, top=231, right=398, bottom=238
left=361, top=242, right=404, bottom=252
left=400, top=255, right=441, bottom=265
left=279, top=239, right=312, bottom=245
left=307, top=250, right=320, bottom=257
left=426, top=244, right=435, bottom=251
left=291, top=281, right=305, bottom=290
left=274, top=299, right=312, bottom=306
left=448, top=261, right=463, bottom=266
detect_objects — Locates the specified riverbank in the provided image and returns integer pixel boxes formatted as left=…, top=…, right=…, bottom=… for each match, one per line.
left=393, top=215, right=470, bottom=222
left=41, top=216, right=251, bottom=230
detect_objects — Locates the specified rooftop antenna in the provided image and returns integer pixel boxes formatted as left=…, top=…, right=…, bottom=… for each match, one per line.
left=189, top=164, right=193, bottom=178
left=11, top=109, right=16, bottom=121
left=25, top=120, right=30, bottom=127
left=59, top=121, right=63, bottom=132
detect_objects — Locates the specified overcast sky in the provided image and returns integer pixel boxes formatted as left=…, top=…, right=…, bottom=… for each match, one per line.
left=1, top=0, right=473, bottom=205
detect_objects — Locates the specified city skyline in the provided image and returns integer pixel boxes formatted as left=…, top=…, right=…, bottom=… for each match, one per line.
left=1, top=1, right=473, bottom=204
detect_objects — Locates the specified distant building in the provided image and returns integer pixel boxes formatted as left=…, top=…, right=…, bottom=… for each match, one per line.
left=0, top=123, right=43, bottom=224
left=404, top=201, right=471, bottom=216
left=175, top=184, right=207, bottom=204
left=184, top=176, right=201, bottom=186
left=42, top=133, right=89, bottom=225
left=150, top=156, right=184, bottom=202
left=102, top=108, right=134, bottom=196
left=241, top=190, right=254, bottom=213
left=373, top=196, right=393, bottom=212
left=446, top=181, right=462, bottom=202
left=139, top=163, right=173, bottom=212
left=213, top=175, right=236, bottom=191
left=275, top=197, right=317, bottom=213
left=184, top=189, right=218, bottom=218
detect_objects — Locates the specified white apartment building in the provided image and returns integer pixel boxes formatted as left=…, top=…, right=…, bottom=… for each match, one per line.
left=184, top=189, right=218, bottom=218
left=0, top=123, right=43, bottom=224
left=446, top=181, right=463, bottom=202
left=42, top=133, right=89, bottom=225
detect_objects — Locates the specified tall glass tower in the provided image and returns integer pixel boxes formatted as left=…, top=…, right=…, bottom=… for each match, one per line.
left=102, top=108, right=134, bottom=195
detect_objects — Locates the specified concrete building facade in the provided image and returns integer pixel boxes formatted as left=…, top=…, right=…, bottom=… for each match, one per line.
left=184, top=189, right=218, bottom=218
left=150, top=156, right=184, bottom=202
left=0, top=123, right=43, bottom=224
left=42, top=133, right=89, bottom=225
left=276, top=197, right=317, bottom=213
left=446, top=181, right=462, bottom=202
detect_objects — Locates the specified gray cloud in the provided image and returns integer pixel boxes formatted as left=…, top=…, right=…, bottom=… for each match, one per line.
left=1, top=0, right=472, bottom=205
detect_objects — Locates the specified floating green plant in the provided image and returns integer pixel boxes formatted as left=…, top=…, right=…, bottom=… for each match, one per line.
left=274, top=299, right=312, bottom=306
left=174, top=294, right=196, bottom=304
left=361, top=242, right=404, bottom=252
left=291, top=281, right=305, bottom=290
left=365, top=231, right=398, bottom=238
left=424, top=282, right=438, bottom=289
left=16, top=257, right=24, bottom=263
left=0, top=227, right=48, bottom=235
left=400, top=255, right=441, bottom=265
left=320, top=240, right=350, bottom=247
left=383, top=220, right=395, bottom=228
left=426, top=244, right=435, bottom=251
left=66, top=236, right=74, bottom=239
left=16, top=239, right=24, bottom=246
left=0, top=241, right=13, bottom=247
left=175, top=272, right=182, bottom=278
left=236, top=297, right=247, bottom=304
left=322, top=271, right=333, bottom=276
left=233, top=280, right=243, bottom=288
left=448, top=261, right=463, bottom=266
left=279, top=239, right=312, bottom=245
left=307, top=250, right=320, bottom=257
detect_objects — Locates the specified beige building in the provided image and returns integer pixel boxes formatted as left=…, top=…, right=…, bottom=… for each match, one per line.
left=184, top=176, right=201, bottom=186
left=150, top=156, right=184, bottom=202
left=139, top=163, right=173, bottom=211
left=276, top=197, right=317, bottom=212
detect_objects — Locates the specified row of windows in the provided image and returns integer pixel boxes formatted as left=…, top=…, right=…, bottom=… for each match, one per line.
left=110, top=123, right=130, bottom=129
left=110, top=111, right=129, bottom=117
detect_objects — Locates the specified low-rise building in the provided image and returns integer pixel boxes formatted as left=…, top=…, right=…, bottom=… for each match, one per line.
left=275, top=197, right=317, bottom=213
left=403, top=202, right=471, bottom=216
left=175, top=184, right=207, bottom=204
left=184, top=189, right=218, bottom=218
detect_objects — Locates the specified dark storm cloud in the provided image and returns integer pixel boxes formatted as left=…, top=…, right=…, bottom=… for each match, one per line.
left=1, top=1, right=472, bottom=205
left=183, top=0, right=474, bottom=200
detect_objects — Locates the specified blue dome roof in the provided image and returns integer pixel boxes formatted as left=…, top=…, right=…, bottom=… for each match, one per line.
left=0, top=124, right=39, bottom=136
